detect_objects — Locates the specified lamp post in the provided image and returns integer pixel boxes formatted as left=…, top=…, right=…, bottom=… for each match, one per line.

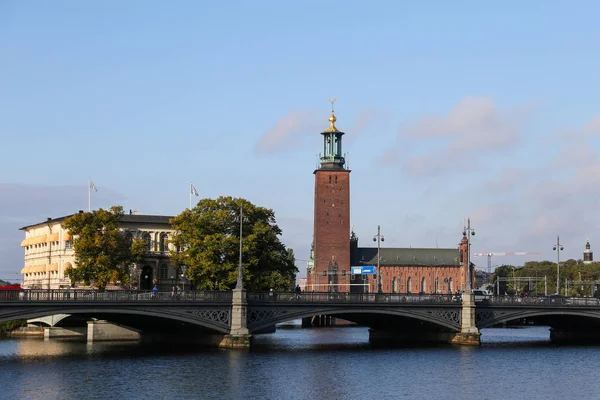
left=553, top=236, right=564, bottom=295
left=373, top=225, right=385, bottom=293
left=463, top=218, right=476, bottom=294
left=236, top=204, right=244, bottom=290
left=180, top=265, right=187, bottom=292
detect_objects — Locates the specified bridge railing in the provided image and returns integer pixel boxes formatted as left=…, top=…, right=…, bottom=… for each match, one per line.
left=0, top=290, right=232, bottom=302
left=485, top=295, right=600, bottom=306
left=247, top=292, right=457, bottom=304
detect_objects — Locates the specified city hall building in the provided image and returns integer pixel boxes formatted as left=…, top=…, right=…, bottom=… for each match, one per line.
left=306, top=107, right=471, bottom=293
left=19, top=211, right=179, bottom=290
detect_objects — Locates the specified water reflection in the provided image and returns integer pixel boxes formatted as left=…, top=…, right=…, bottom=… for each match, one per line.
left=2, top=327, right=600, bottom=400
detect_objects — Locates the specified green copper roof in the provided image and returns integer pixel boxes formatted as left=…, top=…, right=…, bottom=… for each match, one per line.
left=354, top=247, right=459, bottom=267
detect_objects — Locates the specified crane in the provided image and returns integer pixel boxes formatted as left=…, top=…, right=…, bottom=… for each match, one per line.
left=473, top=252, right=541, bottom=274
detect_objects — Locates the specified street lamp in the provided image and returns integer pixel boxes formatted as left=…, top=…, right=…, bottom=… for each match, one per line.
left=236, top=204, right=244, bottom=290
left=553, top=236, right=564, bottom=295
left=373, top=225, right=385, bottom=293
left=463, top=218, right=475, bottom=294
left=180, top=265, right=187, bottom=292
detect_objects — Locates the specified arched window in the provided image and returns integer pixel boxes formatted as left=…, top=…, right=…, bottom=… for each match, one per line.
left=435, top=277, right=439, bottom=293
left=420, top=277, right=426, bottom=294
left=448, top=278, right=453, bottom=293
left=159, top=233, right=168, bottom=253
left=142, top=233, right=151, bottom=252
left=407, top=277, right=412, bottom=294
left=124, top=231, right=133, bottom=243
left=392, top=277, right=397, bottom=293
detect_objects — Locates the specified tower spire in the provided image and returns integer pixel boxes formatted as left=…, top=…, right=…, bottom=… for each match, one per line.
left=319, top=97, right=345, bottom=169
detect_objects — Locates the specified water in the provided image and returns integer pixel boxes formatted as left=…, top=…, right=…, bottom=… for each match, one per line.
left=1, top=326, right=600, bottom=400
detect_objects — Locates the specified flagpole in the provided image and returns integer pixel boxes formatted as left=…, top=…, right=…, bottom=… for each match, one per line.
left=189, top=183, right=192, bottom=210
left=88, top=177, right=91, bottom=212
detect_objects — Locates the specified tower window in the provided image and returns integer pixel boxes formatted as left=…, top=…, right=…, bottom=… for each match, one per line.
left=329, top=176, right=332, bottom=183
left=335, top=176, right=338, bottom=183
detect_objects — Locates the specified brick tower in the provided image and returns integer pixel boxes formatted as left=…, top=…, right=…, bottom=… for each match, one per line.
left=308, top=102, right=351, bottom=292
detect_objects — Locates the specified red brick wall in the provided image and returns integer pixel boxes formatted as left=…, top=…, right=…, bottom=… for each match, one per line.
left=374, top=265, right=464, bottom=294
left=309, top=169, right=351, bottom=292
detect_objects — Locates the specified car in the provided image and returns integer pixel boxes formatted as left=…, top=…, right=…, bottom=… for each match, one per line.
left=473, top=289, right=490, bottom=303
left=459, top=289, right=491, bottom=303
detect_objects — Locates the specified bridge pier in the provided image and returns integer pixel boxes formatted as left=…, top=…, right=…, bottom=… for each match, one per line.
left=44, top=326, right=86, bottom=339
left=451, top=293, right=480, bottom=345
left=219, top=288, right=252, bottom=349
left=87, top=320, right=141, bottom=342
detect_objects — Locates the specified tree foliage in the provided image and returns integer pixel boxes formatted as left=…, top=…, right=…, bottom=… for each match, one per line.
left=169, top=196, right=297, bottom=291
left=491, top=259, right=600, bottom=296
left=63, top=206, right=145, bottom=290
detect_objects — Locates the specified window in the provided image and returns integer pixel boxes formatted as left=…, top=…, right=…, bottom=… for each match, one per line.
left=322, top=271, right=327, bottom=276
left=65, top=241, right=72, bottom=250
left=142, top=233, right=152, bottom=252
left=392, top=277, right=397, bottom=293
left=407, top=277, right=412, bottom=294
left=421, top=277, right=426, bottom=294
left=335, top=175, right=338, bottom=183
left=435, top=277, right=439, bottom=293
left=159, top=233, right=168, bottom=252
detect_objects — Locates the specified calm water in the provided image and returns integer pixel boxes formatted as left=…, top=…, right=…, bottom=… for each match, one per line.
left=1, top=326, right=600, bottom=400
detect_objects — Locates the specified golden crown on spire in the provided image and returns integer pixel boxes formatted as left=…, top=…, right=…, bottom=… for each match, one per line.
left=325, top=96, right=339, bottom=132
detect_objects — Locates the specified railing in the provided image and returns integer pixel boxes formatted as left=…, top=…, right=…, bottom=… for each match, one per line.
left=0, top=290, right=232, bottom=302
left=247, top=292, right=458, bottom=304
left=485, top=295, right=600, bottom=306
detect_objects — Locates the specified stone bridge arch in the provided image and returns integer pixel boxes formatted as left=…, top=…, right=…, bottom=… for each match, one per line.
left=476, top=308, right=600, bottom=329
left=248, top=306, right=461, bottom=333
left=0, top=305, right=231, bottom=334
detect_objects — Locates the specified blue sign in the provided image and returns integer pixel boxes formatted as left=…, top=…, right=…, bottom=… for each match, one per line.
left=351, top=265, right=376, bottom=275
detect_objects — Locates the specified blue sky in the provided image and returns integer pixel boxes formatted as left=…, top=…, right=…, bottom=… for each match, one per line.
left=2, top=0, right=600, bottom=281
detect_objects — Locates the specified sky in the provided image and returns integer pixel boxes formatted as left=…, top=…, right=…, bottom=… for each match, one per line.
left=2, top=0, right=600, bottom=282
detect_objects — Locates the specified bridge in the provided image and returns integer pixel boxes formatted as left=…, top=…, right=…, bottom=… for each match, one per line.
left=2, top=289, right=600, bottom=347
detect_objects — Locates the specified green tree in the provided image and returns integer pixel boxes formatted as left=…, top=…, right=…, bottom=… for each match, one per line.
left=169, top=196, right=298, bottom=291
left=63, top=206, right=146, bottom=290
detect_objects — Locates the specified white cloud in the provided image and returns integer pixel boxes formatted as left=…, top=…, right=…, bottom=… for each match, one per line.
left=255, top=110, right=322, bottom=154
left=255, top=108, right=387, bottom=154
left=380, top=96, right=533, bottom=176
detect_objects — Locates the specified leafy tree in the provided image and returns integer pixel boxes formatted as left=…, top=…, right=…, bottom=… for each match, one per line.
left=169, top=196, right=298, bottom=291
left=63, top=206, right=146, bottom=290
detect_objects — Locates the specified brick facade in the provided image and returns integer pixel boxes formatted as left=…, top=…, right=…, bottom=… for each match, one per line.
left=309, top=169, right=351, bottom=292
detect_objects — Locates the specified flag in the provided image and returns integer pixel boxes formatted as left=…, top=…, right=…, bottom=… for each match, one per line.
left=89, top=178, right=97, bottom=192
left=191, top=184, right=199, bottom=196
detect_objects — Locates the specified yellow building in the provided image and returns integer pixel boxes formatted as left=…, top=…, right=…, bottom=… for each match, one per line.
left=20, top=212, right=178, bottom=290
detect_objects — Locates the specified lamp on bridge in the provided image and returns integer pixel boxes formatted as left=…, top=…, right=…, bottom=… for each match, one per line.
left=463, top=218, right=476, bottom=294
left=553, top=236, right=564, bottom=295
left=236, top=204, right=246, bottom=290
left=373, top=225, right=385, bottom=294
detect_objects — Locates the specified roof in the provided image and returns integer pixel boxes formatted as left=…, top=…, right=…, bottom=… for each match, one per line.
left=20, top=213, right=174, bottom=230
left=353, top=247, right=459, bottom=267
